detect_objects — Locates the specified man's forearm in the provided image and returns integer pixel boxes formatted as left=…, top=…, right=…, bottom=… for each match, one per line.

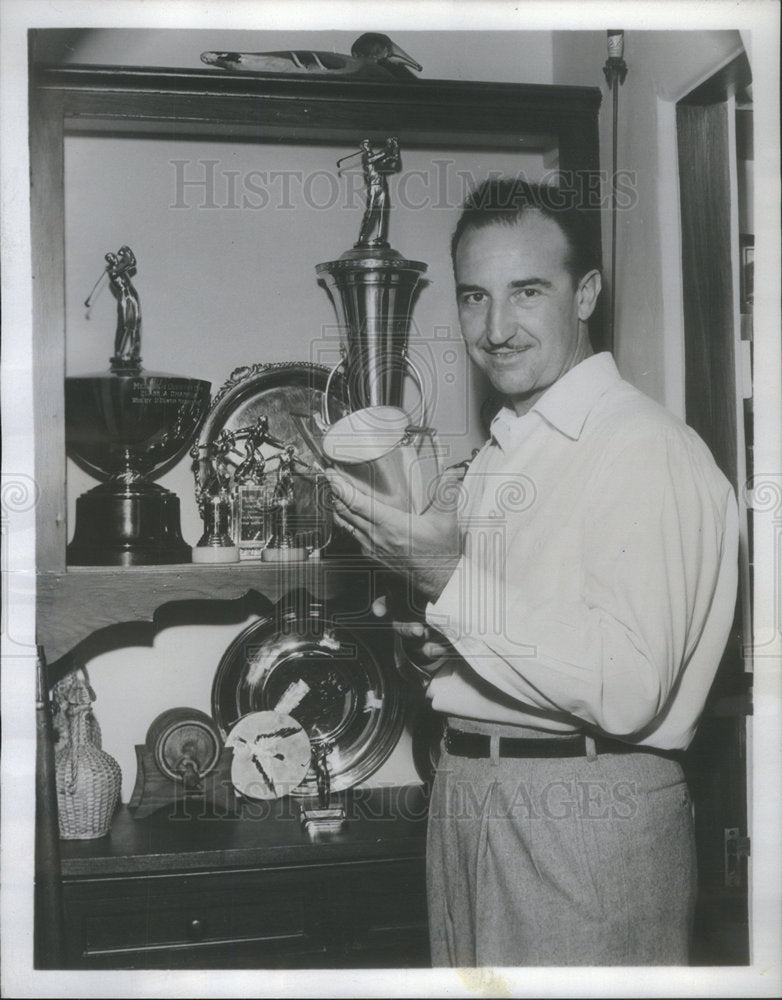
left=410, top=556, right=461, bottom=603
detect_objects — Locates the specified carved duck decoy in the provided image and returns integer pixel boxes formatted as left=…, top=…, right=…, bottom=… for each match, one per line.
left=201, top=32, right=422, bottom=79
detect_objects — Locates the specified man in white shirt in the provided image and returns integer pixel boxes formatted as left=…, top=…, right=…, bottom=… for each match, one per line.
left=326, top=179, right=738, bottom=966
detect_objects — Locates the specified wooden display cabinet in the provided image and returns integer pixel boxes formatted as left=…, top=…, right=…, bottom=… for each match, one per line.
left=29, top=31, right=602, bottom=969
left=58, top=790, right=431, bottom=969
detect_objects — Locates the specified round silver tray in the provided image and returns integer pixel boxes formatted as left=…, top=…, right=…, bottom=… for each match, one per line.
left=194, top=361, right=348, bottom=489
left=192, top=362, right=350, bottom=550
left=212, top=600, right=405, bottom=795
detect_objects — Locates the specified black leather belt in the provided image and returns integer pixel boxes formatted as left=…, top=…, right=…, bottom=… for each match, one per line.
left=444, top=728, right=684, bottom=762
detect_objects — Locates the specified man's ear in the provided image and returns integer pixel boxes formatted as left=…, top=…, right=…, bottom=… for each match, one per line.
left=576, top=270, right=602, bottom=321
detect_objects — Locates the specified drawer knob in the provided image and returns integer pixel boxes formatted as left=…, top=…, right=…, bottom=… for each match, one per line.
left=188, top=917, right=206, bottom=941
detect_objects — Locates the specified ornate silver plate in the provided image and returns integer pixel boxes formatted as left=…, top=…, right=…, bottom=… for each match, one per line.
left=192, top=361, right=349, bottom=552
left=212, top=598, right=405, bottom=796
left=193, top=361, right=347, bottom=485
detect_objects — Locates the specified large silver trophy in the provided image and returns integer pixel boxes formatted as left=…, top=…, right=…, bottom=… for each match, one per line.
left=300, top=145, right=440, bottom=831
left=66, top=247, right=211, bottom=565
left=313, top=138, right=438, bottom=514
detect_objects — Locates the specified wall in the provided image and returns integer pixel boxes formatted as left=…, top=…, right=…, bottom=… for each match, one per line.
left=552, top=29, right=746, bottom=412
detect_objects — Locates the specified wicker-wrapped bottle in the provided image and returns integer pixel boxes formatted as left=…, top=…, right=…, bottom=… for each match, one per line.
left=56, top=700, right=122, bottom=840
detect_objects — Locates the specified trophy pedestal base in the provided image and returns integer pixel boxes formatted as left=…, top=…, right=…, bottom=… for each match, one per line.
left=261, top=545, right=307, bottom=562
left=300, top=805, right=347, bottom=837
left=67, top=481, right=192, bottom=566
left=192, top=544, right=239, bottom=564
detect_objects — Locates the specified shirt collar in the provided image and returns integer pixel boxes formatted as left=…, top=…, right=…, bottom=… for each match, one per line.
left=490, top=352, right=621, bottom=448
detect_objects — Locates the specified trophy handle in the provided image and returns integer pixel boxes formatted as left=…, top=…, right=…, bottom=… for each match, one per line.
left=404, top=353, right=428, bottom=429
left=321, top=359, right=345, bottom=426
left=320, top=353, right=428, bottom=427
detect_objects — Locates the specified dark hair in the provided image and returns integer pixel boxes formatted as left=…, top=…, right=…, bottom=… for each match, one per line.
left=451, top=178, right=601, bottom=285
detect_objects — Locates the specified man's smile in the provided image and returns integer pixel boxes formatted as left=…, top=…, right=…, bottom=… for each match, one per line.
left=484, top=345, right=533, bottom=360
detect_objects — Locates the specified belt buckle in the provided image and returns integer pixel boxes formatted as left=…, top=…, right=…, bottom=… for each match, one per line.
left=444, top=728, right=461, bottom=756
left=445, top=728, right=489, bottom=758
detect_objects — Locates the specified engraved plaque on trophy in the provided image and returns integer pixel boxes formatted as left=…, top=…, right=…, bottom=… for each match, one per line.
left=66, top=247, right=211, bottom=565
left=234, top=484, right=274, bottom=560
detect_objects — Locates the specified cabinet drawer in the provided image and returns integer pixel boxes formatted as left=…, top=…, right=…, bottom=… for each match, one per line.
left=62, top=857, right=430, bottom=969
left=63, top=868, right=328, bottom=968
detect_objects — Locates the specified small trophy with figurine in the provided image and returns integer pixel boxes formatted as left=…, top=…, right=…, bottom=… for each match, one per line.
left=261, top=445, right=315, bottom=562
left=191, top=414, right=324, bottom=562
left=190, top=429, right=240, bottom=563
left=299, top=741, right=347, bottom=836
left=191, top=416, right=281, bottom=561
left=231, top=417, right=282, bottom=560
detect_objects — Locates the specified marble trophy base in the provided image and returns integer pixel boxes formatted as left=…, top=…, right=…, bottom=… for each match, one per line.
left=192, top=544, right=239, bottom=564
left=261, top=545, right=308, bottom=562
left=67, top=479, right=192, bottom=566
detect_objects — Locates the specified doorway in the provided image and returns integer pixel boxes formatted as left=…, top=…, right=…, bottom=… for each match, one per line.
left=676, top=51, right=753, bottom=965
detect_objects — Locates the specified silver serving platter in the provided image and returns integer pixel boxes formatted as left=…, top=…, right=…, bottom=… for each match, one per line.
left=192, top=362, right=350, bottom=553
left=212, top=600, right=405, bottom=795
left=193, top=361, right=348, bottom=488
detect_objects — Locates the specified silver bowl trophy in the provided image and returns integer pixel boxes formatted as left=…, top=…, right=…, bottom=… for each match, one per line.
left=66, top=247, right=211, bottom=565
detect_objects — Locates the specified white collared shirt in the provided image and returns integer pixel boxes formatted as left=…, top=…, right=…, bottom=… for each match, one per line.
left=426, top=353, right=739, bottom=750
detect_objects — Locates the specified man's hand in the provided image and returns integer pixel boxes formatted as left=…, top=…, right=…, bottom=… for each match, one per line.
left=325, top=468, right=462, bottom=603
left=394, top=619, right=452, bottom=676
left=371, top=596, right=453, bottom=683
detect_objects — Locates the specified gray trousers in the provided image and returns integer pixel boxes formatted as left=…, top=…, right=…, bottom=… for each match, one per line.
left=427, top=721, right=697, bottom=967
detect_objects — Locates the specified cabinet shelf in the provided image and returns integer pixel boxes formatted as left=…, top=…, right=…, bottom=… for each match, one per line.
left=37, top=557, right=373, bottom=666
left=59, top=784, right=429, bottom=878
